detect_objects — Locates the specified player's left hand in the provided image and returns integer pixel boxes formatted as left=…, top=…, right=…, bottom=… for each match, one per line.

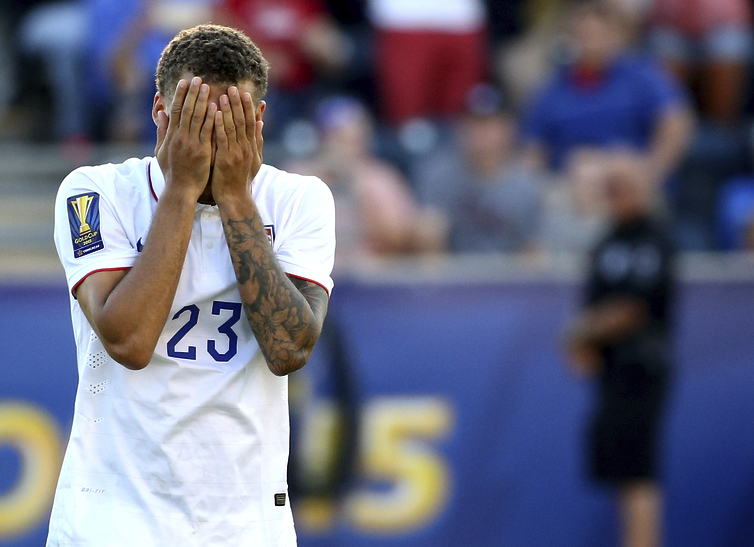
left=211, top=86, right=264, bottom=200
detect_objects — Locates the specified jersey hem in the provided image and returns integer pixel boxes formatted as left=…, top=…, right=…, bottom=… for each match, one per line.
left=147, top=160, right=159, bottom=201
left=286, top=274, right=331, bottom=296
left=279, top=260, right=333, bottom=295
left=71, top=266, right=132, bottom=297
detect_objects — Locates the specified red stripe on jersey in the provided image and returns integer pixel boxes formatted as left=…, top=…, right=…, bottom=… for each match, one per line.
left=287, top=274, right=331, bottom=296
left=71, top=267, right=131, bottom=298
left=148, top=162, right=158, bottom=201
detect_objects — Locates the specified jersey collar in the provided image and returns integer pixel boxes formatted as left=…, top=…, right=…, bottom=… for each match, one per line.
left=148, top=158, right=268, bottom=202
left=148, top=157, right=165, bottom=201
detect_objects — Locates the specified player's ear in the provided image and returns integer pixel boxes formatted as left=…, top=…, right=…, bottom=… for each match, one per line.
left=152, top=92, right=168, bottom=126
left=256, top=100, right=266, bottom=121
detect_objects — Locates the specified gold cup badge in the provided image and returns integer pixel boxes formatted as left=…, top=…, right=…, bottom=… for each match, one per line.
left=71, top=195, right=94, bottom=234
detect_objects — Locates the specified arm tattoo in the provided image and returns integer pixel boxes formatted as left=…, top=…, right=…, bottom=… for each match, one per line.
left=222, top=215, right=329, bottom=375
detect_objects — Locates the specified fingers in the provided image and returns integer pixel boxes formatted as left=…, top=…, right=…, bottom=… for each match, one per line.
left=214, top=108, right=228, bottom=147
left=228, top=87, right=246, bottom=142
left=219, top=92, right=236, bottom=141
left=215, top=88, right=261, bottom=160
left=215, top=87, right=257, bottom=146
left=242, top=92, right=256, bottom=142
left=201, top=102, right=217, bottom=143
left=190, top=82, right=210, bottom=137
left=180, top=77, right=203, bottom=135
left=168, top=79, right=188, bottom=132
left=166, top=77, right=214, bottom=143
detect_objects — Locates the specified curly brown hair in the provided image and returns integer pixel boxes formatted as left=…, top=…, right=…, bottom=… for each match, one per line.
left=155, top=24, right=269, bottom=103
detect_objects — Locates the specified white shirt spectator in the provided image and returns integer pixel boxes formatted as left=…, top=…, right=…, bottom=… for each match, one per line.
left=367, top=0, right=486, bottom=33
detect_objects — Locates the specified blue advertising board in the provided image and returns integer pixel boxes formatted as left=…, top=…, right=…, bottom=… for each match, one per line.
left=2, top=277, right=754, bottom=546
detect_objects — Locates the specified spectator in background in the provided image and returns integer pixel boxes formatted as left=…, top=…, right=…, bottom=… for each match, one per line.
left=564, top=154, right=676, bottom=547
left=413, top=83, right=544, bottom=254
left=648, top=0, right=753, bottom=126
left=538, top=148, right=612, bottom=253
left=495, top=0, right=567, bottom=112
left=367, top=0, right=488, bottom=126
left=521, top=0, right=694, bottom=199
left=216, top=0, right=351, bottom=138
left=87, top=0, right=213, bottom=141
left=18, top=0, right=90, bottom=141
left=287, top=96, right=446, bottom=270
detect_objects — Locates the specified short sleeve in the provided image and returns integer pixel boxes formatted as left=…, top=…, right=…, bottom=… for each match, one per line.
left=54, top=168, right=139, bottom=295
left=274, top=177, right=336, bottom=295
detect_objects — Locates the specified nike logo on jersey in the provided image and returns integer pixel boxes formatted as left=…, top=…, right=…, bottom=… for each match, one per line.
left=136, top=238, right=144, bottom=252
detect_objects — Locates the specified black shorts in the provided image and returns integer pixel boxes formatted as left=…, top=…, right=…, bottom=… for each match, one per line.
left=588, top=372, right=669, bottom=484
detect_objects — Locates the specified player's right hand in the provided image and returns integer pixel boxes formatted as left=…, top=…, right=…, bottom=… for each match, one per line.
left=155, top=76, right=217, bottom=201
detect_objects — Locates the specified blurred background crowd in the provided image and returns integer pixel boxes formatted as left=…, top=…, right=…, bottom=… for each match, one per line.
left=2, top=0, right=754, bottom=263
left=3, top=3, right=754, bottom=546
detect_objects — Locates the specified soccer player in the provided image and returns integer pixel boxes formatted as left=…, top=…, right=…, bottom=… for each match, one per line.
left=48, top=24, right=335, bottom=546
left=565, top=155, right=675, bottom=547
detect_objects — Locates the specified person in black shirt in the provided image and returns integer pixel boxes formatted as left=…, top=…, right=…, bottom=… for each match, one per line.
left=565, top=158, right=675, bottom=547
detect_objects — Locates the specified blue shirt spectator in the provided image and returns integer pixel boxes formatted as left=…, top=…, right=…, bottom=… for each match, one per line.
left=518, top=0, right=694, bottom=254
left=521, top=53, right=687, bottom=172
left=86, top=0, right=212, bottom=141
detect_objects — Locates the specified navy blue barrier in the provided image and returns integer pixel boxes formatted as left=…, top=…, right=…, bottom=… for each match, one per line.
left=1, top=277, right=754, bottom=547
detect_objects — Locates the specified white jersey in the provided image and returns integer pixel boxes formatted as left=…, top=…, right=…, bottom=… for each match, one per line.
left=368, top=0, right=486, bottom=33
left=48, top=157, right=335, bottom=547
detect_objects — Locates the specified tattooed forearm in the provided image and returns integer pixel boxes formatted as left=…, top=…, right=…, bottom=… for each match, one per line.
left=222, top=215, right=329, bottom=376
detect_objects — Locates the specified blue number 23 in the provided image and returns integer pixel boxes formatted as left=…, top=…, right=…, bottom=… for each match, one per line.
left=166, top=300, right=243, bottom=362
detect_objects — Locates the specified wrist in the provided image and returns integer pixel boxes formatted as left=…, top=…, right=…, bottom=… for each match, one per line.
left=164, top=171, right=208, bottom=201
left=213, top=187, right=254, bottom=210
left=159, top=185, right=203, bottom=210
